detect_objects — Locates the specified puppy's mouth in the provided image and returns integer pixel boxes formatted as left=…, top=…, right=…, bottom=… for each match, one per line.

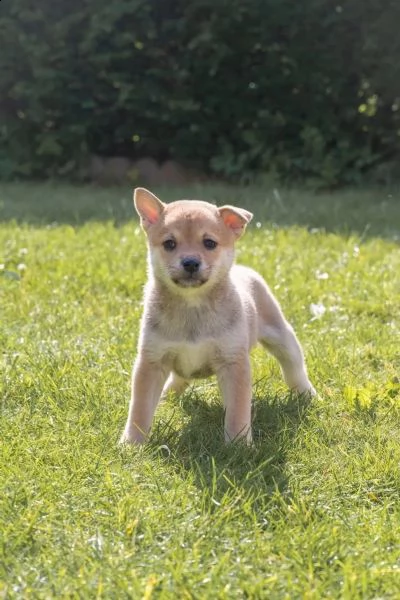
left=172, top=275, right=208, bottom=288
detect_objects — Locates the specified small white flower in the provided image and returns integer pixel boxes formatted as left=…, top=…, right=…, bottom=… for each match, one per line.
left=310, top=303, right=326, bottom=319
left=17, top=263, right=26, bottom=271
left=315, top=271, right=329, bottom=280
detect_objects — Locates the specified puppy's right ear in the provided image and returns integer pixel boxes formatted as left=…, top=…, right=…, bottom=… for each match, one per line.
left=134, top=188, right=165, bottom=230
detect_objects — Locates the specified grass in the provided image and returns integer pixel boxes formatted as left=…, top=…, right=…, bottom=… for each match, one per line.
left=1, top=181, right=399, bottom=598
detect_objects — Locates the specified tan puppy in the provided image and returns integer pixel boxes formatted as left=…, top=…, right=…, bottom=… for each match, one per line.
left=120, top=188, right=315, bottom=445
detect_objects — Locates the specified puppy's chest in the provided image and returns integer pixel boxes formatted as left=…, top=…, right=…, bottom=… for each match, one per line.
left=143, top=299, right=234, bottom=378
left=149, top=338, right=217, bottom=379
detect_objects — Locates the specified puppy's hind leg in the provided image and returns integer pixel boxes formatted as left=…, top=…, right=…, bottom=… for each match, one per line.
left=260, top=322, right=316, bottom=396
left=162, top=372, right=189, bottom=398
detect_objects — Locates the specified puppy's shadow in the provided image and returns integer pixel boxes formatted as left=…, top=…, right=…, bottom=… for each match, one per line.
left=152, top=381, right=312, bottom=508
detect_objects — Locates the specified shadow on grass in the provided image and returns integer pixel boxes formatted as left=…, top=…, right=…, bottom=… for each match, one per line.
left=0, top=181, right=399, bottom=239
left=151, top=386, right=312, bottom=513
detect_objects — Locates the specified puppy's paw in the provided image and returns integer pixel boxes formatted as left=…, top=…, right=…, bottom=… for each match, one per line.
left=224, top=428, right=253, bottom=446
left=292, top=382, right=317, bottom=397
left=119, top=429, right=145, bottom=445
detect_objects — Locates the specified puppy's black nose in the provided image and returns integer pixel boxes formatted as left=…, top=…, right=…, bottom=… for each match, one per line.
left=181, top=257, right=201, bottom=274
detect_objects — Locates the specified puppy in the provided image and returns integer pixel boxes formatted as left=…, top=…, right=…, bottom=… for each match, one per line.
left=120, top=188, right=315, bottom=445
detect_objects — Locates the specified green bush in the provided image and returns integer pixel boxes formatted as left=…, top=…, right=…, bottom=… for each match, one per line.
left=0, top=0, right=399, bottom=184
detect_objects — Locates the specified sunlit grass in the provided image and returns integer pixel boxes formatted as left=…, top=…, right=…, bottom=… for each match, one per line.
left=1, top=182, right=399, bottom=598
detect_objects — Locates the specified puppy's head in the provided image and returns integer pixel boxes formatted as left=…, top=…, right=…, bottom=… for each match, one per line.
left=134, top=188, right=252, bottom=293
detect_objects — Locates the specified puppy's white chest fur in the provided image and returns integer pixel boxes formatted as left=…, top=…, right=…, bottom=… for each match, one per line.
left=152, top=338, right=215, bottom=379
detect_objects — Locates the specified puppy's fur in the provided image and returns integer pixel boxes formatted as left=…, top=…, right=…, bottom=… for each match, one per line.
left=120, top=188, right=315, bottom=444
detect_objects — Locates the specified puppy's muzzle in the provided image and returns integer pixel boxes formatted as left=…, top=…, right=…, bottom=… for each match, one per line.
left=172, top=256, right=206, bottom=287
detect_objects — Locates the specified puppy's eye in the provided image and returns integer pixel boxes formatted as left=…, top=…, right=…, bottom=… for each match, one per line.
left=203, top=238, right=217, bottom=250
left=163, top=239, right=176, bottom=251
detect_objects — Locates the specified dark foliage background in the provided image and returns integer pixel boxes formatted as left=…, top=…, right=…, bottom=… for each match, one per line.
left=0, top=0, right=399, bottom=185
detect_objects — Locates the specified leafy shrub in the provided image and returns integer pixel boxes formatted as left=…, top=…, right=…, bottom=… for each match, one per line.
left=0, top=0, right=399, bottom=185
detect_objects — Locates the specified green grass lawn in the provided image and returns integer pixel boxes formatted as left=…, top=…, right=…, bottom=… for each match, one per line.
left=1, top=182, right=399, bottom=598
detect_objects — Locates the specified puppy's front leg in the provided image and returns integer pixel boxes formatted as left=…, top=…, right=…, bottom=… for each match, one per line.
left=217, top=358, right=253, bottom=444
left=120, top=358, right=167, bottom=444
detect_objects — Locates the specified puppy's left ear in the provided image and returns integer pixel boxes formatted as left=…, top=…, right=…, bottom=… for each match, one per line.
left=219, top=205, right=253, bottom=238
